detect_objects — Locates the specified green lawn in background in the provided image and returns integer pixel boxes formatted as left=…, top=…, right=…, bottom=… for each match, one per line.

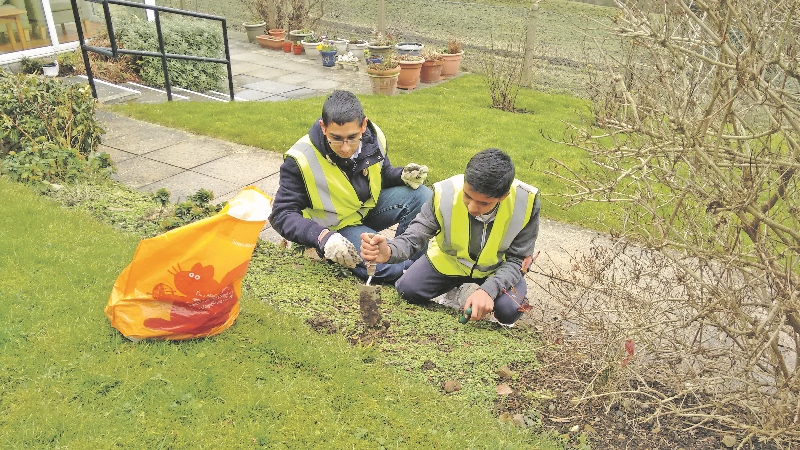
left=111, top=74, right=612, bottom=231
left=0, top=178, right=560, bottom=449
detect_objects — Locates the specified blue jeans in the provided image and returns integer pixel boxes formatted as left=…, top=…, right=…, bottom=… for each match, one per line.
left=337, top=184, right=432, bottom=283
left=396, top=256, right=528, bottom=325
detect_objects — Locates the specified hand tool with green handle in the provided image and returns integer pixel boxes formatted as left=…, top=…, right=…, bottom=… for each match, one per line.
left=459, top=307, right=472, bottom=324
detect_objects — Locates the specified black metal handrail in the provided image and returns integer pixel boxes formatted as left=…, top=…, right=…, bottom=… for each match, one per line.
left=72, top=0, right=235, bottom=101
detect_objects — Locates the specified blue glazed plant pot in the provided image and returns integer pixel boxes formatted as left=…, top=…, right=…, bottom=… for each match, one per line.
left=365, top=55, right=383, bottom=65
left=321, top=50, right=337, bottom=67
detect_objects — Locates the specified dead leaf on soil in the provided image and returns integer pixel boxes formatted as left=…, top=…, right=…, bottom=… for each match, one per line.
left=443, top=380, right=462, bottom=393
left=496, top=383, right=513, bottom=395
left=495, top=366, right=516, bottom=379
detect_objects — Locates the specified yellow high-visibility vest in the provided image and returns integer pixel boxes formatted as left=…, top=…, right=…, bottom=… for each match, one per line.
left=286, top=125, right=387, bottom=230
left=428, top=174, right=538, bottom=278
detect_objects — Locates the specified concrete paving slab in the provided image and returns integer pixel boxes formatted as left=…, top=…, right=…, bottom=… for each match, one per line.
left=273, top=72, right=318, bottom=85
left=234, top=89, right=274, bottom=101
left=240, top=66, right=291, bottom=79
left=242, top=79, right=303, bottom=94
left=140, top=170, right=241, bottom=203
left=100, top=144, right=136, bottom=163
left=96, top=112, right=154, bottom=139
left=233, top=74, right=266, bottom=86
left=144, top=139, right=234, bottom=169
left=251, top=173, right=281, bottom=198
left=112, top=156, right=185, bottom=188
left=102, top=126, right=188, bottom=155
left=298, top=78, right=342, bottom=91
left=193, top=150, right=283, bottom=184
left=280, top=87, right=319, bottom=99
left=231, top=61, right=268, bottom=75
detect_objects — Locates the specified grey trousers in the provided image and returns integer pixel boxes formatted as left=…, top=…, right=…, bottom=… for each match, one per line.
left=395, top=256, right=528, bottom=325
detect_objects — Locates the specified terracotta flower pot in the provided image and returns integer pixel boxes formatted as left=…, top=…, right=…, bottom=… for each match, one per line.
left=268, top=28, right=285, bottom=40
left=397, top=60, right=423, bottom=90
left=366, top=66, right=401, bottom=77
left=282, top=40, right=293, bottom=53
left=257, top=35, right=283, bottom=50
left=420, top=60, right=444, bottom=84
left=368, top=72, right=400, bottom=96
left=292, top=43, right=303, bottom=55
left=440, top=52, right=464, bottom=78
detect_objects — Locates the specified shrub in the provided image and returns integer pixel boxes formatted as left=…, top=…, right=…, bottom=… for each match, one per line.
left=112, top=15, right=224, bottom=92
left=0, top=70, right=109, bottom=186
left=18, top=57, right=44, bottom=75
left=158, top=188, right=224, bottom=230
left=0, top=70, right=103, bottom=158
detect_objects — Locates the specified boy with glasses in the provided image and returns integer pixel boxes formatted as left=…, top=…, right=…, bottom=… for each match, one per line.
left=360, top=148, right=540, bottom=326
left=269, top=90, right=432, bottom=283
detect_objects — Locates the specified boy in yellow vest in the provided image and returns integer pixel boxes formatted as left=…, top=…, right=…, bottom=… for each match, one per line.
left=360, top=148, right=540, bottom=325
left=269, top=90, right=432, bottom=283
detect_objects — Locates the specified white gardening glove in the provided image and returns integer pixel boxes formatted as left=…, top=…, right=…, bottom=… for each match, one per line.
left=323, top=232, right=359, bottom=268
left=401, top=163, right=429, bottom=189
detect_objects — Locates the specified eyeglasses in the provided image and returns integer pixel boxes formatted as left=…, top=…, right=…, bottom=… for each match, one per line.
left=327, top=136, right=362, bottom=147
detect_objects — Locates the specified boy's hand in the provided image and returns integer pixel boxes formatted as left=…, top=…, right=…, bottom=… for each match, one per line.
left=360, top=233, right=391, bottom=264
left=463, top=289, right=494, bottom=322
left=323, top=233, right=359, bottom=268
left=401, top=163, right=428, bottom=189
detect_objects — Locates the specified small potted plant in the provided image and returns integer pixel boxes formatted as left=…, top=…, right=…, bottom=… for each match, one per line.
left=396, top=54, right=424, bottom=90
left=289, top=27, right=313, bottom=44
left=366, top=58, right=400, bottom=96
left=364, top=49, right=383, bottom=65
left=395, top=42, right=424, bottom=57
left=326, top=36, right=349, bottom=54
left=336, top=51, right=360, bottom=71
left=317, top=42, right=338, bottom=67
left=42, top=60, right=59, bottom=77
left=243, top=20, right=267, bottom=44
left=301, top=34, right=322, bottom=59
left=420, top=48, right=444, bottom=84
left=367, top=32, right=396, bottom=61
left=348, top=37, right=369, bottom=61
left=440, top=37, right=464, bottom=78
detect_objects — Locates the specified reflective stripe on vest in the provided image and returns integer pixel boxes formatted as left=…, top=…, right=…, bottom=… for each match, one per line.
left=428, top=174, right=537, bottom=278
left=285, top=126, right=386, bottom=230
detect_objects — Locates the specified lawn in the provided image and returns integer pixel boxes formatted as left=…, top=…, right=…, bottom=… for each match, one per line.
left=0, top=178, right=562, bottom=449
left=112, top=74, right=612, bottom=231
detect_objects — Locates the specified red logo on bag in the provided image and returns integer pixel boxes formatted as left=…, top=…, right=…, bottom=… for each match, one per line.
left=143, top=261, right=249, bottom=334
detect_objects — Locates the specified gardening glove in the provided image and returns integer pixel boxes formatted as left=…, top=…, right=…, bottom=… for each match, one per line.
left=401, top=163, right=428, bottom=189
left=323, top=232, right=359, bottom=268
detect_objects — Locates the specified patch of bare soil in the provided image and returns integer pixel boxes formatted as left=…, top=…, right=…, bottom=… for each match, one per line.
left=489, top=331, right=782, bottom=450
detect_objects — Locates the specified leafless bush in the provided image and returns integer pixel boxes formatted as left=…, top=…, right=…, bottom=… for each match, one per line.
left=480, top=37, right=524, bottom=112
left=539, top=0, right=800, bottom=445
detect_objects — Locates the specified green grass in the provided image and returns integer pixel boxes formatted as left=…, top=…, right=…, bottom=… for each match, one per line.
left=0, top=178, right=561, bottom=449
left=111, top=74, right=612, bottom=231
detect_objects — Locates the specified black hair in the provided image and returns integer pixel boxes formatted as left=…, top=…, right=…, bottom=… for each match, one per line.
left=464, top=148, right=515, bottom=198
left=321, top=90, right=366, bottom=126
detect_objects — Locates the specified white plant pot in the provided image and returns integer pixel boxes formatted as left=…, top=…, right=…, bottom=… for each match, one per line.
left=42, top=62, right=59, bottom=77
left=302, top=41, right=320, bottom=59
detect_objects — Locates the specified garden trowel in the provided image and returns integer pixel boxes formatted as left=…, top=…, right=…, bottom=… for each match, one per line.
left=358, top=238, right=382, bottom=328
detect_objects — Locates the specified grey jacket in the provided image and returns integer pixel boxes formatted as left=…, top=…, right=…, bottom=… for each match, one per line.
left=386, top=191, right=540, bottom=299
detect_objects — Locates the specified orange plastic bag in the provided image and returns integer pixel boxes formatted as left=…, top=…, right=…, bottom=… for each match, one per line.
left=105, top=187, right=272, bottom=341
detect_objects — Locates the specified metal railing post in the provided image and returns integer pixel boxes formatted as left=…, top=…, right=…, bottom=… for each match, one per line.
left=72, top=0, right=96, bottom=99
left=153, top=10, right=173, bottom=101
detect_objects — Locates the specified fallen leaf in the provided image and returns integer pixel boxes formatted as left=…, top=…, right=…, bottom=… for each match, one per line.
left=625, top=339, right=635, bottom=356
left=722, top=435, right=737, bottom=448
left=443, top=380, right=462, bottom=393
left=496, top=384, right=513, bottom=395
left=495, top=366, right=516, bottom=379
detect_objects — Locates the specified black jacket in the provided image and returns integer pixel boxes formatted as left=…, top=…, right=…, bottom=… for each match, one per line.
left=268, top=119, right=404, bottom=249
